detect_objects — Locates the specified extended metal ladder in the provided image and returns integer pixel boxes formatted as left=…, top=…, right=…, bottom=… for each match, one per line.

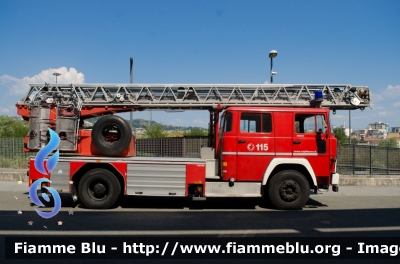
left=17, top=83, right=371, bottom=111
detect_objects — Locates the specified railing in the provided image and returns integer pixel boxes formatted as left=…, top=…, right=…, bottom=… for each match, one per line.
left=1, top=138, right=399, bottom=177
left=136, top=137, right=209, bottom=157
left=0, top=138, right=34, bottom=170
left=337, top=144, right=400, bottom=176
left=0, top=137, right=210, bottom=169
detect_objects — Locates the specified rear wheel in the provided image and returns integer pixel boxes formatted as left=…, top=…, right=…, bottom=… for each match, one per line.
left=268, top=170, right=310, bottom=210
left=78, top=168, right=121, bottom=209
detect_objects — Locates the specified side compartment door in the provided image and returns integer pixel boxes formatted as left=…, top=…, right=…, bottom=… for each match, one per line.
left=293, top=113, right=330, bottom=176
left=236, top=112, right=275, bottom=181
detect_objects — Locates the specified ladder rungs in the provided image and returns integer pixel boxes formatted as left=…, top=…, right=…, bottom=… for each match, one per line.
left=17, top=83, right=371, bottom=111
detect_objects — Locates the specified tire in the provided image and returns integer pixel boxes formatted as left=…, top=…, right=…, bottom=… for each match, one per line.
left=92, top=115, right=132, bottom=156
left=78, top=168, right=121, bottom=209
left=268, top=170, right=310, bottom=210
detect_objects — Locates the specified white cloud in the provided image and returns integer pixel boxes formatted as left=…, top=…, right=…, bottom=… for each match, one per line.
left=0, top=108, right=10, bottom=113
left=384, top=85, right=400, bottom=96
left=378, top=111, right=389, bottom=117
left=374, top=85, right=400, bottom=102
left=358, top=84, right=400, bottom=126
left=0, top=67, right=84, bottom=95
left=373, top=93, right=383, bottom=101
left=374, top=106, right=385, bottom=111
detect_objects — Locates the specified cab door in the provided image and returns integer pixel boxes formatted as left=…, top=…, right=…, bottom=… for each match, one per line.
left=293, top=113, right=330, bottom=176
left=219, top=112, right=237, bottom=181
left=236, top=112, right=275, bottom=181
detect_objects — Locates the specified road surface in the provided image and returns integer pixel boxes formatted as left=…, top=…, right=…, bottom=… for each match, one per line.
left=1, top=181, right=399, bottom=263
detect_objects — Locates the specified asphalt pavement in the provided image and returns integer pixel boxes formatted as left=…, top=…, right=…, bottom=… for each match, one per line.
left=1, top=180, right=400, bottom=264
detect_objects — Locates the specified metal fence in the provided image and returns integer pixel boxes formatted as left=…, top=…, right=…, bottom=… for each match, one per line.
left=1, top=138, right=400, bottom=176
left=0, top=138, right=35, bottom=169
left=136, top=137, right=210, bottom=157
left=337, top=144, right=400, bottom=176
left=0, top=137, right=211, bottom=169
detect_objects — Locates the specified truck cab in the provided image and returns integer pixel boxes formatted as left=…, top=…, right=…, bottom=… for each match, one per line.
left=218, top=107, right=338, bottom=209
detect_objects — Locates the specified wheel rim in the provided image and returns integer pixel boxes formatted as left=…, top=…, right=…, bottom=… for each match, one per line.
left=279, top=180, right=299, bottom=202
left=87, top=179, right=109, bottom=200
left=100, top=123, right=121, bottom=143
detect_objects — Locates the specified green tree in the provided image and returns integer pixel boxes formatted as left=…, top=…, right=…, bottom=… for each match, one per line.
left=0, top=116, right=29, bottom=137
left=333, top=127, right=347, bottom=143
left=183, top=128, right=208, bottom=137
left=144, top=124, right=168, bottom=138
left=378, top=138, right=398, bottom=148
left=167, top=130, right=184, bottom=137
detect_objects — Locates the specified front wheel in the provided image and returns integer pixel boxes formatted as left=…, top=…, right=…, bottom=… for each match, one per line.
left=268, top=170, right=310, bottom=210
left=78, top=168, right=121, bottom=209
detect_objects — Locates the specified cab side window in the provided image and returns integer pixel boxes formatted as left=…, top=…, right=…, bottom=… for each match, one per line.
left=316, top=114, right=327, bottom=133
left=240, top=113, right=272, bottom=133
left=295, top=114, right=326, bottom=134
left=219, top=114, right=225, bottom=136
left=224, top=113, right=232, bottom=132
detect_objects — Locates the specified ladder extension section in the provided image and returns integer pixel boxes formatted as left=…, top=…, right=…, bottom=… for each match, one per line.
left=17, top=83, right=371, bottom=111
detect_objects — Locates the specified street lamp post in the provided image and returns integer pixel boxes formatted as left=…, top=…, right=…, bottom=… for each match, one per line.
left=129, top=57, right=136, bottom=136
left=269, top=50, right=278, bottom=83
left=52, top=72, right=61, bottom=83
left=349, top=110, right=351, bottom=144
left=130, top=57, right=133, bottom=129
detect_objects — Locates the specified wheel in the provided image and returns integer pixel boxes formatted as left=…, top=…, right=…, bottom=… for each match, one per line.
left=78, top=168, right=121, bottom=209
left=268, top=170, right=310, bottom=210
left=91, top=115, right=132, bottom=156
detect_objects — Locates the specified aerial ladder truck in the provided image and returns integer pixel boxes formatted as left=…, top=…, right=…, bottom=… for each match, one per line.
left=16, top=83, right=371, bottom=209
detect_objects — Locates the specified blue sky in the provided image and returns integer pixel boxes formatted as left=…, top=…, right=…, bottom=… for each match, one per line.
left=0, top=0, right=399, bottom=130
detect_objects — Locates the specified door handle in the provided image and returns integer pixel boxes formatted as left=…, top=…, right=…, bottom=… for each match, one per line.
left=293, top=141, right=301, bottom=144
left=238, top=140, right=246, bottom=143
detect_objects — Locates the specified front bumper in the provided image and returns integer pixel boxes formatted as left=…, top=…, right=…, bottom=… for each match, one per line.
left=331, top=173, right=339, bottom=192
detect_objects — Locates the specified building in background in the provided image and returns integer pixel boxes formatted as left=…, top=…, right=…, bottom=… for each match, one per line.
left=391, top=127, right=400, bottom=133
left=367, top=122, right=389, bottom=132
left=348, top=121, right=395, bottom=146
left=366, top=129, right=387, bottom=139
left=361, top=122, right=389, bottom=139
left=352, top=129, right=366, bottom=138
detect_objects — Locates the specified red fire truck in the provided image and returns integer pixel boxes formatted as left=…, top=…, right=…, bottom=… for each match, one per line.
left=16, top=83, right=370, bottom=209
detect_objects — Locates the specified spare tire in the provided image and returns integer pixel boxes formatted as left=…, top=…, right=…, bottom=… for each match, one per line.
left=91, top=115, right=132, bottom=155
